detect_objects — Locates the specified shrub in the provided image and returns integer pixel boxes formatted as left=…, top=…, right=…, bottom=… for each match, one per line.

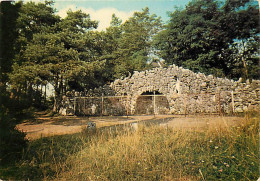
left=0, top=109, right=28, bottom=164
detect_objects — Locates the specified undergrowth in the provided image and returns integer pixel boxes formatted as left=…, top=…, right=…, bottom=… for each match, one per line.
left=0, top=113, right=259, bottom=180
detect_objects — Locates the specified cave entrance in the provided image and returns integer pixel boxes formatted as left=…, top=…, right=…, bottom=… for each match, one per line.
left=135, top=91, right=170, bottom=115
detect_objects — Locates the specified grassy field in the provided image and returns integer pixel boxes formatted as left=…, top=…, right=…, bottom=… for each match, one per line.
left=0, top=112, right=259, bottom=180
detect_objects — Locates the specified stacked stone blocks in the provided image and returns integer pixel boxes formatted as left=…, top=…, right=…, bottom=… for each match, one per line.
left=60, top=64, right=259, bottom=115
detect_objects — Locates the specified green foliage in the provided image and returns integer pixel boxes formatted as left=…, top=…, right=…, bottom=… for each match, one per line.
left=101, top=8, right=163, bottom=79
left=0, top=110, right=28, bottom=165
left=14, top=1, right=60, bottom=65
left=229, top=37, right=259, bottom=80
left=3, top=2, right=163, bottom=113
left=154, top=0, right=259, bottom=79
left=0, top=86, right=28, bottom=165
left=0, top=1, right=21, bottom=83
left=7, top=1, right=104, bottom=112
left=0, top=133, right=86, bottom=180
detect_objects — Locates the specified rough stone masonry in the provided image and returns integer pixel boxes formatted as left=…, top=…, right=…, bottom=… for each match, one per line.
left=61, top=64, right=259, bottom=115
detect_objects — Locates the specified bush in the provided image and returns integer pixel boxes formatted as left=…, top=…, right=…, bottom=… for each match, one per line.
left=0, top=109, right=28, bottom=164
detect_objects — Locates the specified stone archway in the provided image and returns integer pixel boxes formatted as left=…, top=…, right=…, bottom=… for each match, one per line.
left=63, top=64, right=260, bottom=116
left=135, top=91, right=170, bottom=115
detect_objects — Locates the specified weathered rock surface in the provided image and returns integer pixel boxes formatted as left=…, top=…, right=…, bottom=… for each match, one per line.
left=61, top=64, right=259, bottom=115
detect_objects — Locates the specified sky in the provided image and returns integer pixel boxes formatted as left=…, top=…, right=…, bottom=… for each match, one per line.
left=51, top=0, right=191, bottom=31
left=20, top=0, right=260, bottom=31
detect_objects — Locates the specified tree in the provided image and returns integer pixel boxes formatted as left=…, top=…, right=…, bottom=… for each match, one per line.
left=0, top=1, right=28, bottom=165
left=106, top=8, right=163, bottom=79
left=221, top=0, right=259, bottom=79
left=154, top=0, right=259, bottom=79
left=14, top=0, right=60, bottom=65
left=9, top=5, right=107, bottom=112
left=3, top=1, right=61, bottom=109
left=0, top=1, right=21, bottom=85
left=229, top=37, right=259, bottom=80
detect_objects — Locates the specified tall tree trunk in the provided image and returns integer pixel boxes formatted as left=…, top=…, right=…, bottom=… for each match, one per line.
left=60, top=75, right=63, bottom=96
left=40, top=84, right=43, bottom=96
left=44, top=84, right=47, bottom=101
left=53, top=74, right=59, bottom=113
left=28, top=83, right=33, bottom=103
left=242, top=56, right=248, bottom=80
left=241, top=40, right=248, bottom=80
left=53, top=74, right=63, bottom=113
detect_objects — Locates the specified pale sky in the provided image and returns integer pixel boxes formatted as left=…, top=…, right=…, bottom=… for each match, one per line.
left=16, top=0, right=260, bottom=31
left=52, top=0, right=191, bottom=31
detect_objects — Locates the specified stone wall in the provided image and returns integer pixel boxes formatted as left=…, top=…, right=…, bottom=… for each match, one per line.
left=60, top=64, right=259, bottom=115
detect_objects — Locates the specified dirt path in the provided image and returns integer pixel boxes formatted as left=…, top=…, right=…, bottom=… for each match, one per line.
left=161, top=116, right=243, bottom=130
left=17, top=114, right=243, bottom=140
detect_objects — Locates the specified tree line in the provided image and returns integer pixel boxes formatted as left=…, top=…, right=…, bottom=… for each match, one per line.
left=0, top=0, right=259, bottom=112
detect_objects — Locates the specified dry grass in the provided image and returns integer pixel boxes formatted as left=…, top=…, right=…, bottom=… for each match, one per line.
left=54, top=114, right=259, bottom=181
left=17, top=115, right=242, bottom=140
left=1, top=113, right=258, bottom=180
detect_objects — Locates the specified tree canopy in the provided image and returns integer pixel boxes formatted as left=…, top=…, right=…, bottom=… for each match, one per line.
left=154, top=0, right=259, bottom=79
left=1, top=1, right=162, bottom=112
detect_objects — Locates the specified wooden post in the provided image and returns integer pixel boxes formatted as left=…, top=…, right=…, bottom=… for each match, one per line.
left=40, top=85, right=43, bottom=96
left=101, top=93, right=104, bottom=117
left=84, top=98, right=86, bottom=116
left=184, top=95, right=187, bottom=117
left=74, top=97, right=76, bottom=115
left=231, top=91, right=235, bottom=113
left=126, top=96, right=129, bottom=118
left=78, top=100, right=80, bottom=115
left=153, top=91, right=156, bottom=117
left=44, top=85, right=47, bottom=101
left=218, top=92, right=221, bottom=116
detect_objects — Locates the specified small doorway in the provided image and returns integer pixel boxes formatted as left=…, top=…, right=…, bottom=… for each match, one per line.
left=135, top=91, right=170, bottom=115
